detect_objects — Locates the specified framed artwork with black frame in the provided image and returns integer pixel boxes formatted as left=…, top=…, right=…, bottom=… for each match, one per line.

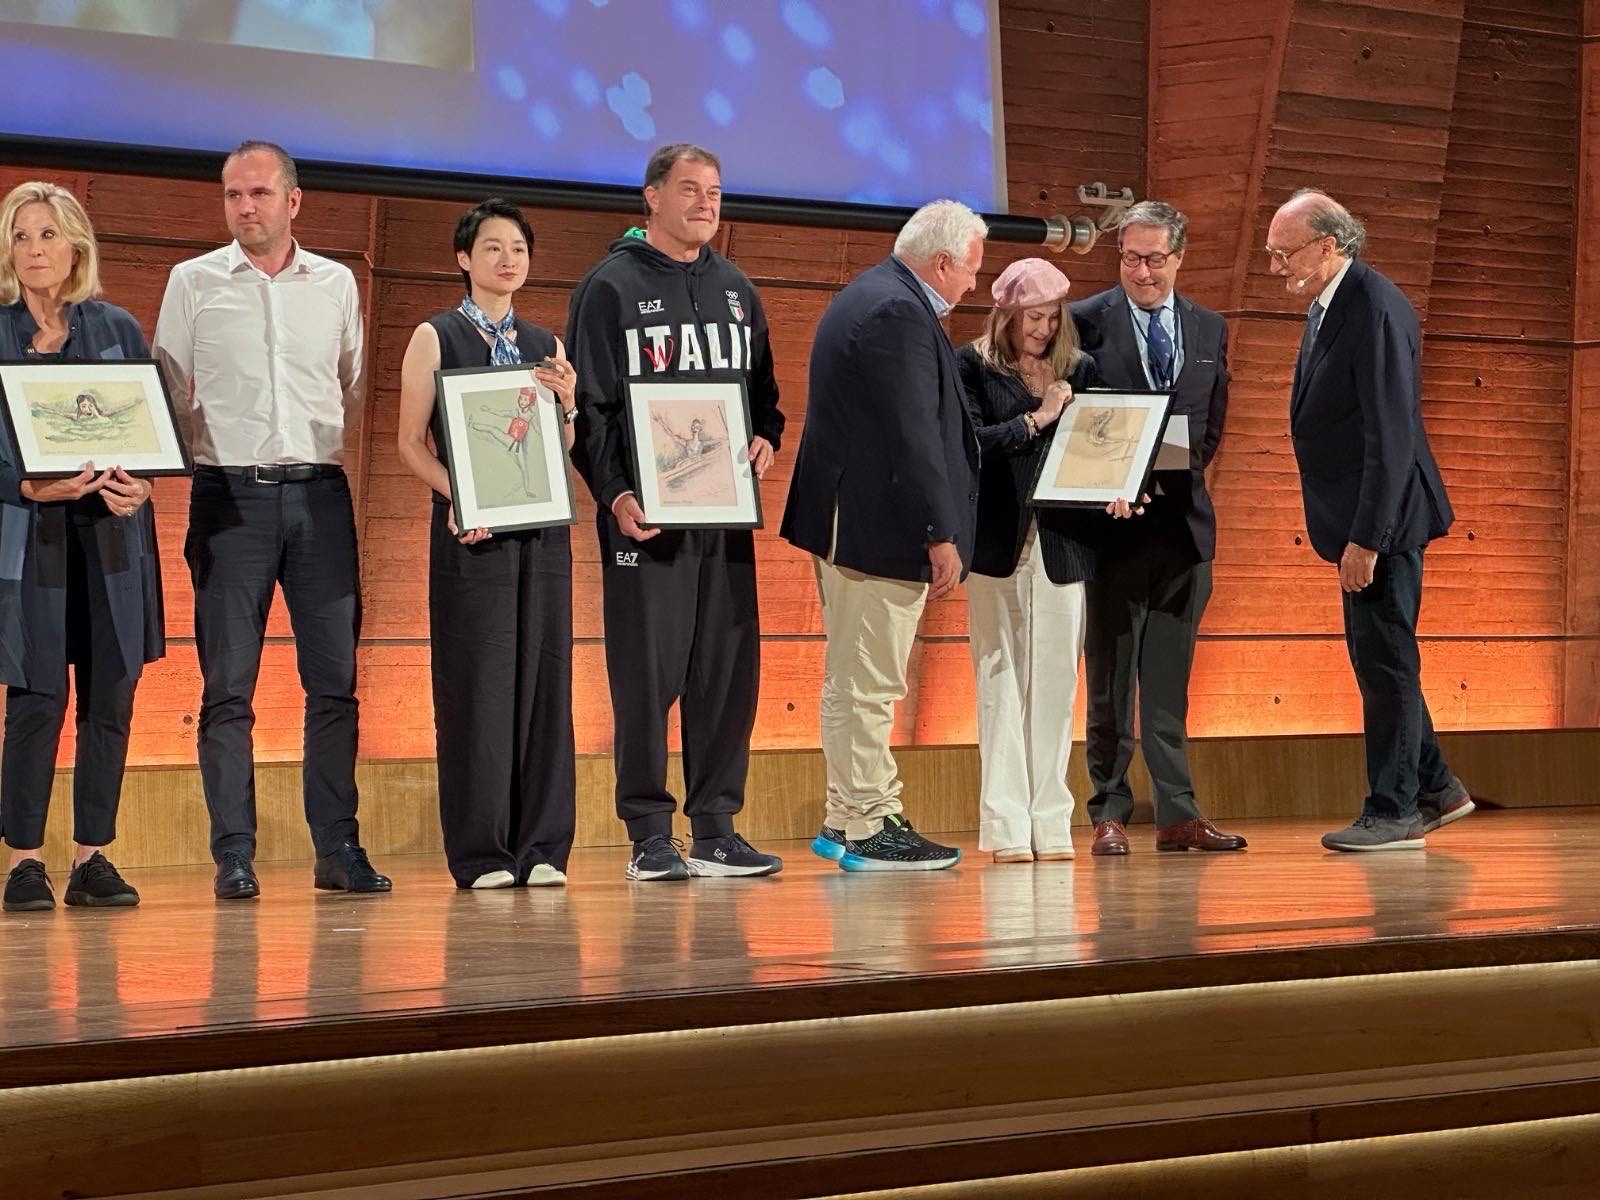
left=433, top=362, right=577, bottom=534
left=624, top=378, right=762, bottom=529
left=1029, top=389, right=1174, bottom=509
left=0, top=359, right=191, bottom=478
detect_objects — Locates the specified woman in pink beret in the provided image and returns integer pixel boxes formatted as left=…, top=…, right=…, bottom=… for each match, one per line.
left=957, top=257, right=1101, bottom=863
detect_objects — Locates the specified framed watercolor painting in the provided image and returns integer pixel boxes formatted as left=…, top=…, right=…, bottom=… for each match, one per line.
left=0, top=359, right=191, bottom=477
left=433, top=363, right=577, bottom=533
left=624, top=379, right=762, bottom=529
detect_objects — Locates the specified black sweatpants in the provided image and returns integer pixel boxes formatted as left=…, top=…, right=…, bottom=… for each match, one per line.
left=596, top=511, right=760, bottom=841
left=1, top=507, right=136, bottom=851
left=429, top=504, right=576, bottom=886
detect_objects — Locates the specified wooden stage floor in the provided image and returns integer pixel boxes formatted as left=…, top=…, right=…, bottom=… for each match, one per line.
left=5, top=809, right=1600, bottom=1088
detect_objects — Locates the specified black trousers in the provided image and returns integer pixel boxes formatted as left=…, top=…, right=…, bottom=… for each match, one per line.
left=1084, top=546, right=1211, bottom=829
left=1, top=509, right=135, bottom=850
left=1342, top=547, right=1451, bottom=819
left=429, top=505, right=576, bottom=886
left=186, top=468, right=361, bottom=861
left=596, top=512, right=759, bottom=841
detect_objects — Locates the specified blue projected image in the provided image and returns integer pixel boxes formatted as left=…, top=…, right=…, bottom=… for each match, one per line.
left=0, top=0, right=1005, bottom=211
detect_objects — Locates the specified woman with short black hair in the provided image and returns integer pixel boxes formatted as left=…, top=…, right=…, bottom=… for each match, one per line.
left=397, top=198, right=579, bottom=889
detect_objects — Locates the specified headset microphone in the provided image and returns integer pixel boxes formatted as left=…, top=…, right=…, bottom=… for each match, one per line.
left=1293, top=274, right=1312, bottom=292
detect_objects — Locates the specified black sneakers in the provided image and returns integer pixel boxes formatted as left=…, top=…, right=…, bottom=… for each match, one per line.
left=839, top=815, right=962, bottom=872
left=3, top=860, right=54, bottom=912
left=626, top=834, right=690, bottom=881
left=64, top=852, right=139, bottom=907
left=4, top=854, right=138, bottom=910
left=810, top=825, right=846, bottom=862
left=687, top=833, right=783, bottom=877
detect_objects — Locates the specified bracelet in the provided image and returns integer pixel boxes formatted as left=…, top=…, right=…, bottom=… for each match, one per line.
left=1022, top=412, right=1038, bottom=438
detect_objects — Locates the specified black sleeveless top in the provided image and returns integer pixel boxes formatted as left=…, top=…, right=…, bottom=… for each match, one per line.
left=426, top=308, right=558, bottom=505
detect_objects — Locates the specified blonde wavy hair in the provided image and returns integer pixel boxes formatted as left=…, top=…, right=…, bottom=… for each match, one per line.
left=0, top=181, right=101, bottom=306
left=972, top=298, right=1083, bottom=380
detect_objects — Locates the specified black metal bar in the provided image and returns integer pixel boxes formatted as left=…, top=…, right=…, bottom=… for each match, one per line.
left=0, top=133, right=1053, bottom=244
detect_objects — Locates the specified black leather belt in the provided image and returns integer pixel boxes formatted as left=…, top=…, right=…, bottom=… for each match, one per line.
left=199, top=464, right=343, bottom=484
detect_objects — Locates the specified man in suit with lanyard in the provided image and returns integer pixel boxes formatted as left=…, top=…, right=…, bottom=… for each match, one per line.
left=1070, top=201, right=1246, bottom=856
left=1267, top=189, right=1471, bottom=851
left=782, top=199, right=987, bottom=871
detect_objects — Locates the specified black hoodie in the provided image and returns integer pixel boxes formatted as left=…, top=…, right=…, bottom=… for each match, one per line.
left=566, top=236, right=783, bottom=512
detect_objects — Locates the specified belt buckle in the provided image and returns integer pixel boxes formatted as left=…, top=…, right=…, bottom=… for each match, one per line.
left=250, top=465, right=281, bottom=485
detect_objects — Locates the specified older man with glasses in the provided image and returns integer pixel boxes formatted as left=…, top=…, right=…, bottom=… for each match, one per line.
left=1069, top=201, right=1245, bottom=857
left=1266, top=188, right=1469, bottom=852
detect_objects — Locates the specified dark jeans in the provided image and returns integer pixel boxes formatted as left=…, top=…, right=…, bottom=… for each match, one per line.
left=1342, top=547, right=1451, bottom=819
left=0, top=509, right=134, bottom=850
left=429, top=505, right=576, bottom=887
left=1084, top=546, right=1211, bottom=830
left=185, top=468, right=362, bottom=860
left=595, top=512, right=759, bottom=842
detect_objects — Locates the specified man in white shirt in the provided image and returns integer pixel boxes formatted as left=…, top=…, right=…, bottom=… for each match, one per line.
left=154, top=140, right=390, bottom=899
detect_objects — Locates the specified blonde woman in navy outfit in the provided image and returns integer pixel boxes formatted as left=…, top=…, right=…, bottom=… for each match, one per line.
left=397, top=199, right=578, bottom=889
left=0, top=182, right=163, bottom=912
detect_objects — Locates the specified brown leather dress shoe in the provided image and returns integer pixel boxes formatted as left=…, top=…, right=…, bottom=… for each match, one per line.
left=1156, top=818, right=1247, bottom=852
left=1090, top=820, right=1130, bottom=856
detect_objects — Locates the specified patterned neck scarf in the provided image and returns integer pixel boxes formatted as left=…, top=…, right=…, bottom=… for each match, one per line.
left=459, top=296, right=520, bottom=365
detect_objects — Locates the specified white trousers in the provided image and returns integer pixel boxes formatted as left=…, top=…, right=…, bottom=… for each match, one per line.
left=813, top=556, right=928, bottom=841
left=965, top=525, right=1086, bottom=852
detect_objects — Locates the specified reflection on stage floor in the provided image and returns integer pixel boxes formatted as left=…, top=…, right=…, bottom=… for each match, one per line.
left=2, top=811, right=1597, bottom=1066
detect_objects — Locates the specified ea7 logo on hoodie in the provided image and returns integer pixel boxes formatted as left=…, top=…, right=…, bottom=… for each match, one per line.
left=637, top=298, right=663, bottom=314
left=624, top=323, right=754, bottom=377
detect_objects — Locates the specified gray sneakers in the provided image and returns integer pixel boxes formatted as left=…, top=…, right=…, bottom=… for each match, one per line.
left=1321, top=813, right=1427, bottom=852
left=1417, top=775, right=1474, bottom=834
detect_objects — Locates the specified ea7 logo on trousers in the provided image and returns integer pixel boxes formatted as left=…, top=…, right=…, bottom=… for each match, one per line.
left=614, top=551, right=640, bottom=567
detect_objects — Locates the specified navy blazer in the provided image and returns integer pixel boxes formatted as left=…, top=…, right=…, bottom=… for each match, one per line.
left=1289, top=258, right=1453, bottom=563
left=0, top=299, right=166, bottom=690
left=957, top=343, right=1101, bottom=584
left=781, top=257, right=979, bottom=582
left=1070, top=286, right=1229, bottom=563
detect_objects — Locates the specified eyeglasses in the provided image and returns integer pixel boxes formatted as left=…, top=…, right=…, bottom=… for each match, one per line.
left=1120, top=250, right=1173, bottom=270
left=1263, top=234, right=1330, bottom=267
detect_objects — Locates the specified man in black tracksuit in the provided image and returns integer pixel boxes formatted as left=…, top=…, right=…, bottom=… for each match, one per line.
left=566, top=143, right=785, bottom=881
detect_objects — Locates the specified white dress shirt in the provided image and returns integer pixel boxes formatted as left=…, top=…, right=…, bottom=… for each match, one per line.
left=1315, top=255, right=1354, bottom=313
left=153, top=240, right=365, bottom=466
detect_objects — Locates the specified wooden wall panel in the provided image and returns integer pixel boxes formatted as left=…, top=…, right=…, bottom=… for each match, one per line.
left=1564, top=11, right=1600, bottom=724
left=1428, top=20, right=1580, bottom=341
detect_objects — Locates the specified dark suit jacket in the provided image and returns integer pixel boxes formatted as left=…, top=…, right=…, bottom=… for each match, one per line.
left=1070, top=286, right=1229, bottom=563
left=1289, top=258, right=1453, bottom=563
left=0, top=300, right=166, bottom=691
left=957, top=343, right=1101, bottom=584
left=781, top=257, right=979, bottom=582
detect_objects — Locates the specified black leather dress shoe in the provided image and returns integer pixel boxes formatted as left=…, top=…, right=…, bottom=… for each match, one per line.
left=314, top=842, right=392, bottom=894
left=214, top=851, right=260, bottom=900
